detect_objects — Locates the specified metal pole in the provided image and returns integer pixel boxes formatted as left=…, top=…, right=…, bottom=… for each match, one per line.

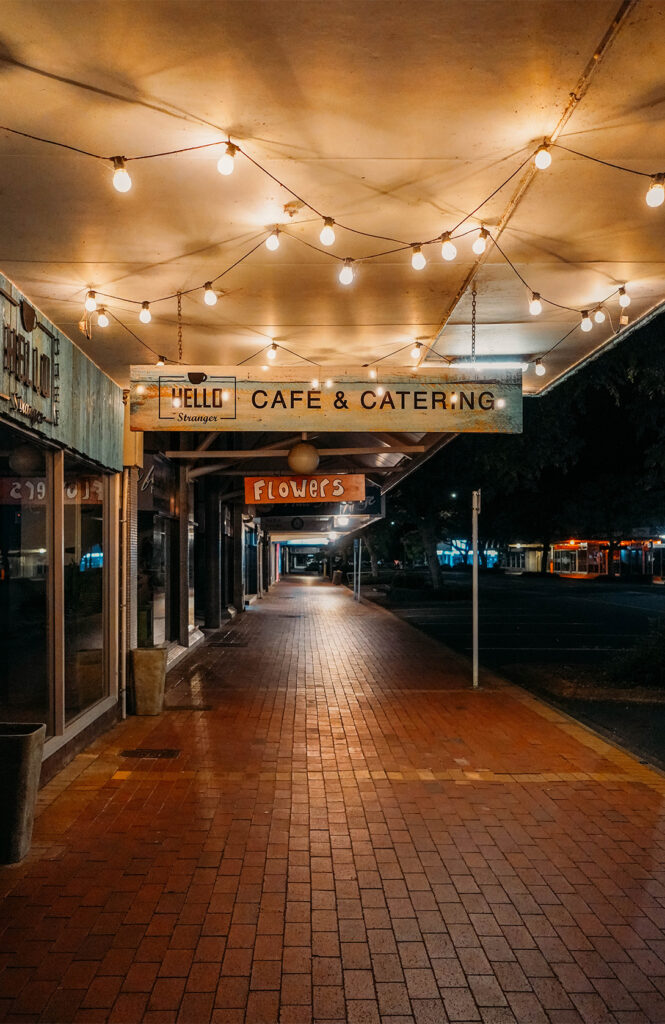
left=472, top=489, right=481, bottom=689
left=353, top=539, right=358, bottom=599
left=357, top=538, right=362, bottom=602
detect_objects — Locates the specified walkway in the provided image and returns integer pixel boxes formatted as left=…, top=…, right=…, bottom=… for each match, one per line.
left=2, top=577, right=665, bottom=1024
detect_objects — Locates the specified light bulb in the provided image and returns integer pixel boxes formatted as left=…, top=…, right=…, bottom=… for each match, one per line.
left=451, top=392, right=458, bottom=404
left=325, top=379, right=333, bottom=389
left=139, top=301, right=152, bottom=324
left=580, top=311, right=593, bottom=332
left=338, top=516, right=349, bottom=526
left=411, top=342, right=423, bottom=360
left=172, top=396, right=182, bottom=408
left=267, top=343, right=277, bottom=360
left=529, top=292, right=543, bottom=316
left=311, top=378, right=319, bottom=389
left=441, top=233, right=457, bottom=261
left=222, top=390, right=230, bottom=401
left=204, top=283, right=217, bottom=306
left=339, top=259, right=354, bottom=285
left=369, top=368, right=377, bottom=379
left=411, top=246, right=426, bottom=271
left=111, top=157, right=131, bottom=193
left=136, top=384, right=146, bottom=395
left=266, top=229, right=280, bottom=251
left=376, top=385, right=385, bottom=397
left=320, top=218, right=335, bottom=246
left=85, top=290, right=97, bottom=313
left=97, top=309, right=109, bottom=328
left=472, top=229, right=488, bottom=255
left=594, top=307, right=606, bottom=324
left=496, top=398, right=506, bottom=409
left=618, top=287, right=631, bottom=308
left=217, top=142, right=237, bottom=176
left=534, top=145, right=552, bottom=170
left=156, top=356, right=165, bottom=367
left=535, top=359, right=546, bottom=376
left=646, top=175, right=665, bottom=208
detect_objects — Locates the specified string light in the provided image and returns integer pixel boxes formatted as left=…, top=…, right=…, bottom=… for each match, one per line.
left=217, top=142, right=237, bottom=176
left=411, top=245, right=426, bottom=270
left=172, top=396, right=182, bottom=408
left=441, top=232, right=457, bottom=261
left=136, top=384, right=146, bottom=394
left=496, top=398, right=506, bottom=408
left=594, top=306, right=606, bottom=324
left=411, top=341, right=423, bottom=360
left=339, top=259, right=354, bottom=285
left=376, top=385, right=384, bottom=397
left=267, top=342, right=277, bottom=360
left=618, top=286, right=631, bottom=308
left=646, top=174, right=665, bottom=207
left=311, top=377, right=319, bottom=389
left=580, top=311, right=593, bottom=332
left=139, top=301, right=152, bottom=324
left=320, top=218, right=336, bottom=246
left=97, top=308, right=109, bottom=328
left=325, top=379, right=333, bottom=389
left=222, top=389, right=230, bottom=401
left=534, top=144, right=552, bottom=170
left=529, top=292, right=543, bottom=316
left=204, top=282, right=217, bottom=306
left=265, top=228, right=280, bottom=251
left=85, top=290, right=97, bottom=312
left=472, top=228, right=488, bottom=255
left=535, top=358, right=546, bottom=376
left=155, top=355, right=165, bottom=367
left=369, top=368, right=377, bottom=379
left=111, top=157, right=131, bottom=193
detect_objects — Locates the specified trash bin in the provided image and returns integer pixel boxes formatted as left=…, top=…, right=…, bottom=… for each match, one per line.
left=332, top=570, right=343, bottom=585
left=0, top=722, right=46, bottom=864
left=131, top=648, right=167, bottom=715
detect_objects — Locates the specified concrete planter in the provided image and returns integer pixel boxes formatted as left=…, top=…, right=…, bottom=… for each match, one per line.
left=131, top=648, right=167, bottom=715
left=0, top=722, right=46, bottom=864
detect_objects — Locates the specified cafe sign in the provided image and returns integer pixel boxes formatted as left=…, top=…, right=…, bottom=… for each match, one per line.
left=245, top=474, right=365, bottom=505
left=130, top=365, right=522, bottom=433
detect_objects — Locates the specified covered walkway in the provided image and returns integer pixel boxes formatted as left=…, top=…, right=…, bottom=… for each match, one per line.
left=2, top=578, right=665, bottom=1024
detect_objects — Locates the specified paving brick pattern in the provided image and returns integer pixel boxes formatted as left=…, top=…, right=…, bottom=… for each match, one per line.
left=2, top=576, right=665, bottom=1023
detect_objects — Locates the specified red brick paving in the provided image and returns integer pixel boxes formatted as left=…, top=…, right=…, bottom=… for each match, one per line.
left=2, top=576, right=665, bottom=1023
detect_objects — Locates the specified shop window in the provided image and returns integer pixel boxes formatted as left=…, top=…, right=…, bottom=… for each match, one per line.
left=63, top=456, right=106, bottom=721
left=0, top=426, right=52, bottom=734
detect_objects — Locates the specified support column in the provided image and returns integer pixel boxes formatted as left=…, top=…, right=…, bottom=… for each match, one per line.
left=178, top=435, right=191, bottom=646
left=232, top=503, right=244, bottom=612
left=205, top=478, right=222, bottom=628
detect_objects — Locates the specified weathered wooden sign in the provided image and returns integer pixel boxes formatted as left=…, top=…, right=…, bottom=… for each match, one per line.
left=129, top=365, right=522, bottom=433
left=245, top=474, right=365, bottom=505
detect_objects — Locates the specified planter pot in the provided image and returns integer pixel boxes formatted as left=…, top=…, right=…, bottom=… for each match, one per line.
left=0, top=722, right=46, bottom=864
left=332, top=570, right=344, bottom=585
left=131, top=648, right=167, bottom=715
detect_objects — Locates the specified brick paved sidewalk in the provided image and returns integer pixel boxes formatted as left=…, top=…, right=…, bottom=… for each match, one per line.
left=2, top=577, right=665, bottom=1024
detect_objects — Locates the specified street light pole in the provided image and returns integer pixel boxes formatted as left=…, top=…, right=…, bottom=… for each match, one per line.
left=472, top=489, right=481, bottom=689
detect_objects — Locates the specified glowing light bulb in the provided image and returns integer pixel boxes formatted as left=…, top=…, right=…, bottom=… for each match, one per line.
left=172, top=396, right=182, bottom=408
left=441, top=233, right=457, bottom=261
left=496, top=398, right=506, bottom=408
left=376, top=385, right=384, bottom=397
left=136, top=384, right=146, bottom=395
left=267, top=343, right=277, bottom=360
left=156, top=356, right=165, bottom=368
left=535, top=359, right=546, bottom=376
left=266, top=229, right=280, bottom=251
left=472, top=229, right=488, bottom=255
left=619, top=287, right=631, bottom=308
left=320, top=218, right=335, bottom=246
left=338, top=516, right=349, bottom=526
left=204, top=283, right=217, bottom=306
left=222, top=390, right=230, bottom=401
left=325, top=379, right=333, bottom=389
left=139, top=301, right=151, bottom=324
left=411, top=342, right=423, bottom=360
left=111, top=157, right=131, bottom=193
left=369, top=368, right=377, bottom=379
left=580, top=311, right=593, bottom=332
left=97, top=308, right=109, bottom=328
left=85, top=290, right=97, bottom=313
left=411, top=245, right=426, bottom=270
left=594, top=307, right=606, bottom=324
left=311, top=378, right=319, bottom=389
left=451, top=392, right=458, bottom=404
left=534, top=145, right=552, bottom=170
left=339, top=259, right=354, bottom=285
left=646, top=175, right=665, bottom=207
left=529, top=292, right=543, bottom=316
left=217, top=142, right=237, bottom=176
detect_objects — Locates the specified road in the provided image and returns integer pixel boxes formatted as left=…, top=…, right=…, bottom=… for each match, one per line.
left=363, top=572, right=665, bottom=769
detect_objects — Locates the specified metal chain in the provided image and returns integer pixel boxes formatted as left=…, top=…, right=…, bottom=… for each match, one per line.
left=471, top=285, right=477, bottom=362
left=177, top=291, right=183, bottom=362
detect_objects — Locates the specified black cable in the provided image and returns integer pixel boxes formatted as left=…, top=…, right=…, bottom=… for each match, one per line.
left=0, top=124, right=107, bottom=160
left=107, top=310, right=167, bottom=361
left=450, top=153, right=533, bottom=233
left=553, top=142, right=655, bottom=178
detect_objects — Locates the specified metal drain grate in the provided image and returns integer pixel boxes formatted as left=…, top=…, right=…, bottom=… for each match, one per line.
left=277, top=614, right=303, bottom=619
left=120, top=748, right=181, bottom=759
left=163, top=704, right=213, bottom=712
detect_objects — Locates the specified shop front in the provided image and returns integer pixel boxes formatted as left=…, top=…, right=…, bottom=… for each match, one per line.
left=0, top=275, right=123, bottom=772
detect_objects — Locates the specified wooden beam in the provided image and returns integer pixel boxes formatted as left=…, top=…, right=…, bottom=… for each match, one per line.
left=166, top=445, right=425, bottom=459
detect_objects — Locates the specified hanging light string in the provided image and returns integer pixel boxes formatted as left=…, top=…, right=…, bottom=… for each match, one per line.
left=107, top=309, right=169, bottom=363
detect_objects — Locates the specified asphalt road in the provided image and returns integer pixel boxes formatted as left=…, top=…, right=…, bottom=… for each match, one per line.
left=364, top=572, right=665, bottom=769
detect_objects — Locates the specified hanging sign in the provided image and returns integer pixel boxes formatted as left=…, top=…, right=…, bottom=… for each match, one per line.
left=245, top=474, right=365, bottom=505
left=129, top=365, right=522, bottom=433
